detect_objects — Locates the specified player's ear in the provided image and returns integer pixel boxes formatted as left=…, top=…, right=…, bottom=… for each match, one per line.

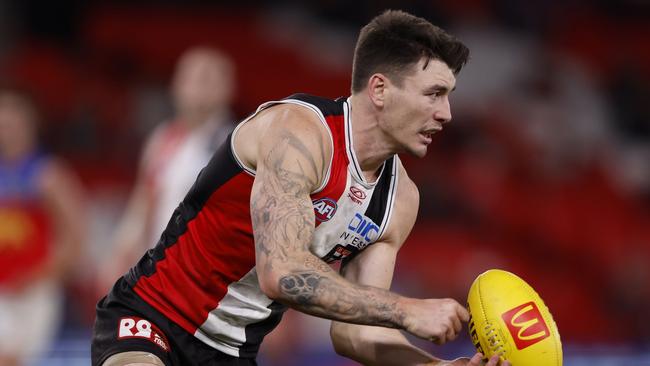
left=367, top=73, right=388, bottom=108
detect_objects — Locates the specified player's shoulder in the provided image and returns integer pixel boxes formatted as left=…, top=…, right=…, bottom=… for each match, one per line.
left=253, top=93, right=341, bottom=139
left=377, top=157, right=419, bottom=247
left=234, top=95, right=335, bottom=173
left=394, top=158, right=419, bottom=207
left=281, top=93, right=346, bottom=118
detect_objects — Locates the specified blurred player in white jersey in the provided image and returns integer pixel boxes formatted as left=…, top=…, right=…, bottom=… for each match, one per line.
left=98, top=47, right=235, bottom=292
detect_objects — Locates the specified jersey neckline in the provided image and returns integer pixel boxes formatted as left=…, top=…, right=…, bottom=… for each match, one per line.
left=344, top=97, right=385, bottom=189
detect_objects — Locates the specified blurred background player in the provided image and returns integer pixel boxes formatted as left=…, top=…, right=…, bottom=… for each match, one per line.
left=0, top=86, right=86, bottom=366
left=98, top=47, right=236, bottom=292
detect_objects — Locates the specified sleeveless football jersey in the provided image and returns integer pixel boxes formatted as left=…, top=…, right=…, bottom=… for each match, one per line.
left=126, top=94, right=399, bottom=358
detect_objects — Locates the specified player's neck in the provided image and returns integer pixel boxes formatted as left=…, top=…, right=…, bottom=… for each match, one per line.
left=348, top=95, right=396, bottom=179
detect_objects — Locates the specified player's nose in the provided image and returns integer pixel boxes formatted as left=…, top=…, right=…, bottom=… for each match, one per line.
left=434, top=97, right=452, bottom=124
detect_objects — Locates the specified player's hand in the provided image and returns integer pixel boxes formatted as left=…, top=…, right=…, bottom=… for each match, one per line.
left=401, top=298, right=469, bottom=344
left=443, top=353, right=511, bottom=366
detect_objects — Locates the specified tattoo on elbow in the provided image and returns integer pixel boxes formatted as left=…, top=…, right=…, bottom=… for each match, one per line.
left=279, top=272, right=323, bottom=305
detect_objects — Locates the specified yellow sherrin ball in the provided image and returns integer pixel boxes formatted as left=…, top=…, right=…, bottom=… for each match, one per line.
left=467, top=269, right=562, bottom=365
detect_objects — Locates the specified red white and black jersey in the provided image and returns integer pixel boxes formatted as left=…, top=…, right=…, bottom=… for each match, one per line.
left=125, top=94, right=399, bottom=358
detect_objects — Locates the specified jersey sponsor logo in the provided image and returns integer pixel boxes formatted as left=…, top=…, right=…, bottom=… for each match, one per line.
left=501, top=301, right=550, bottom=350
left=313, top=198, right=337, bottom=222
left=347, top=213, right=379, bottom=242
left=117, top=316, right=170, bottom=352
left=348, top=186, right=367, bottom=205
left=323, top=244, right=354, bottom=263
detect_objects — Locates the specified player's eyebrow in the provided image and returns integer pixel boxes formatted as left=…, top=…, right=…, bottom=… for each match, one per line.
left=424, top=84, right=456, bottom=94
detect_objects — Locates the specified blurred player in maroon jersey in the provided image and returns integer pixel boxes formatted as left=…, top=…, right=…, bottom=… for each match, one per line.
left=0, top=87, right=86, bottom=365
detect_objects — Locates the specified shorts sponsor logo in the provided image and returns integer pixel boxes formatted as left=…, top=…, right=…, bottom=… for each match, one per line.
left=117, top=317, right=170, bottom=352
left=501, top=301, right=550, bottom=350
left=348, top=186, right=367, bottom=204
left=313, top=198, right=337, bottom=222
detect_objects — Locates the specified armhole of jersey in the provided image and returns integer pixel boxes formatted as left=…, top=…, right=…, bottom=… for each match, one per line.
left=229, top=99, right=335, bottom=194
left=376, top=155, right=400, bottom=242
left=230, top=111, right=259, bottom=177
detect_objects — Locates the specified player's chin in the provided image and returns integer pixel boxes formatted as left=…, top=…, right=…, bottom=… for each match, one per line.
left=408, top=144, right=429, bottom=158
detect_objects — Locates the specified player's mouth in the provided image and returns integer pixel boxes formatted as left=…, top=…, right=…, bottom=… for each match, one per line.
left=419, top=126, right=442, bottom=144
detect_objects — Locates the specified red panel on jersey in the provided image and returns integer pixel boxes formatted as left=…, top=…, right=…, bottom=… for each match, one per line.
left=311, top=115, right=348, bottom=218
left=134, top=172, right=256, bottom=334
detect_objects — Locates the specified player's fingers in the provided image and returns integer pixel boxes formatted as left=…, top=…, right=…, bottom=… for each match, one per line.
left=485, top=354, right=501, bottom=366
left=451, top=313, right=462, bottom=334
left=501, top=361, right=511, bottom=366
left=468, top=353, right=483, bottom=365
left=445, top=325, right=456, bottom=342
left=456, top=303, right=470, bottom=322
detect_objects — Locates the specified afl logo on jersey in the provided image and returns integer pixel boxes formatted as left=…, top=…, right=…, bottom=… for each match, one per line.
left=348, top=186, right=367, bottom=205
left=313, top=198, right=337, bottom=222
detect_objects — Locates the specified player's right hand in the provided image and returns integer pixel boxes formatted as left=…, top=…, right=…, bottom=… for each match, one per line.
left=401, top=298, right=469, bottom=344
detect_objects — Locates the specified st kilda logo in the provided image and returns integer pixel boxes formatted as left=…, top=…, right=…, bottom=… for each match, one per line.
left=348, top=186, right=367, bottom=205
left=501, top=301, right=550, bottom=350
left=313, top=198, right=337, bottom=222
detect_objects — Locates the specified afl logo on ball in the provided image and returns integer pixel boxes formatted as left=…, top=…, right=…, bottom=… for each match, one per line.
left=313, top=198, right=337, bottom=222
left=348, top=186, right=367, bottom=205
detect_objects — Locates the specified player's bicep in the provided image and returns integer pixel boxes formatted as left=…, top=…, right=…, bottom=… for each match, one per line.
left=249, top=113, right=328, bottom=296
left=340, top=241, right=398, bottom=290
left=341, top=162, right=419, bottom=290
left=251, top=138, right=317, bottom=269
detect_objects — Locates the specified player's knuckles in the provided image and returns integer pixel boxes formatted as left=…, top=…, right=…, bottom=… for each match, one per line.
left=441, top=298, right=460, bottom=308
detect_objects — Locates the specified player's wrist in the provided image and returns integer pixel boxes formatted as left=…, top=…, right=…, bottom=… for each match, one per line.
left=393, top=296, right=414, bottom=330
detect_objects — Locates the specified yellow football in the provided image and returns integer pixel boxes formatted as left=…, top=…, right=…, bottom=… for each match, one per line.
left=467, top=269, right=562, bottom=365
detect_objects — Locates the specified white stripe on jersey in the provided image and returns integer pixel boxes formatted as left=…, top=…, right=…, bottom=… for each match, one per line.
left=195, top=268, right=273, bottom=357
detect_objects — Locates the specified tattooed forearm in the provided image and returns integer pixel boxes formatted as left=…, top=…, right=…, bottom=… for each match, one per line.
left=278, top=271, right=406, bottom=329
left=279, top=272, right=322, bottom=305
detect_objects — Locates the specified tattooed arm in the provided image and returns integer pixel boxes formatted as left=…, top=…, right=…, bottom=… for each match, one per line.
left=247, top=105, right=406, bottom=329
left=239, top=105, right=467, bottom=346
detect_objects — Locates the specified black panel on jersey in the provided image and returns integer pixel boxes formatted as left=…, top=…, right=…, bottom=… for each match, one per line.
left=364, top=156, right=396, bottom=224
left=126, top=133, right=242, bottom=284
left=340, top=156, right=396, bottom=268
left=240, top=301, right=288, bottom=358
left=284, top=93, right=344, bottom=117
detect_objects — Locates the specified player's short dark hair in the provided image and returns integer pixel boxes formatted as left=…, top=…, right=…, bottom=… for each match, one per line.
left=351, top=10, right=469, bottom=93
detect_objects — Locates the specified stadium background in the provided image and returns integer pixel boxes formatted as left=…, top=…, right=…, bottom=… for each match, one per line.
left=1, top=0, right=649, bottom=364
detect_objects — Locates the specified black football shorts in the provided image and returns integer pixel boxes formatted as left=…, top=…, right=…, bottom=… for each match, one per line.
left=91, top=277, right=257, bottom=366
